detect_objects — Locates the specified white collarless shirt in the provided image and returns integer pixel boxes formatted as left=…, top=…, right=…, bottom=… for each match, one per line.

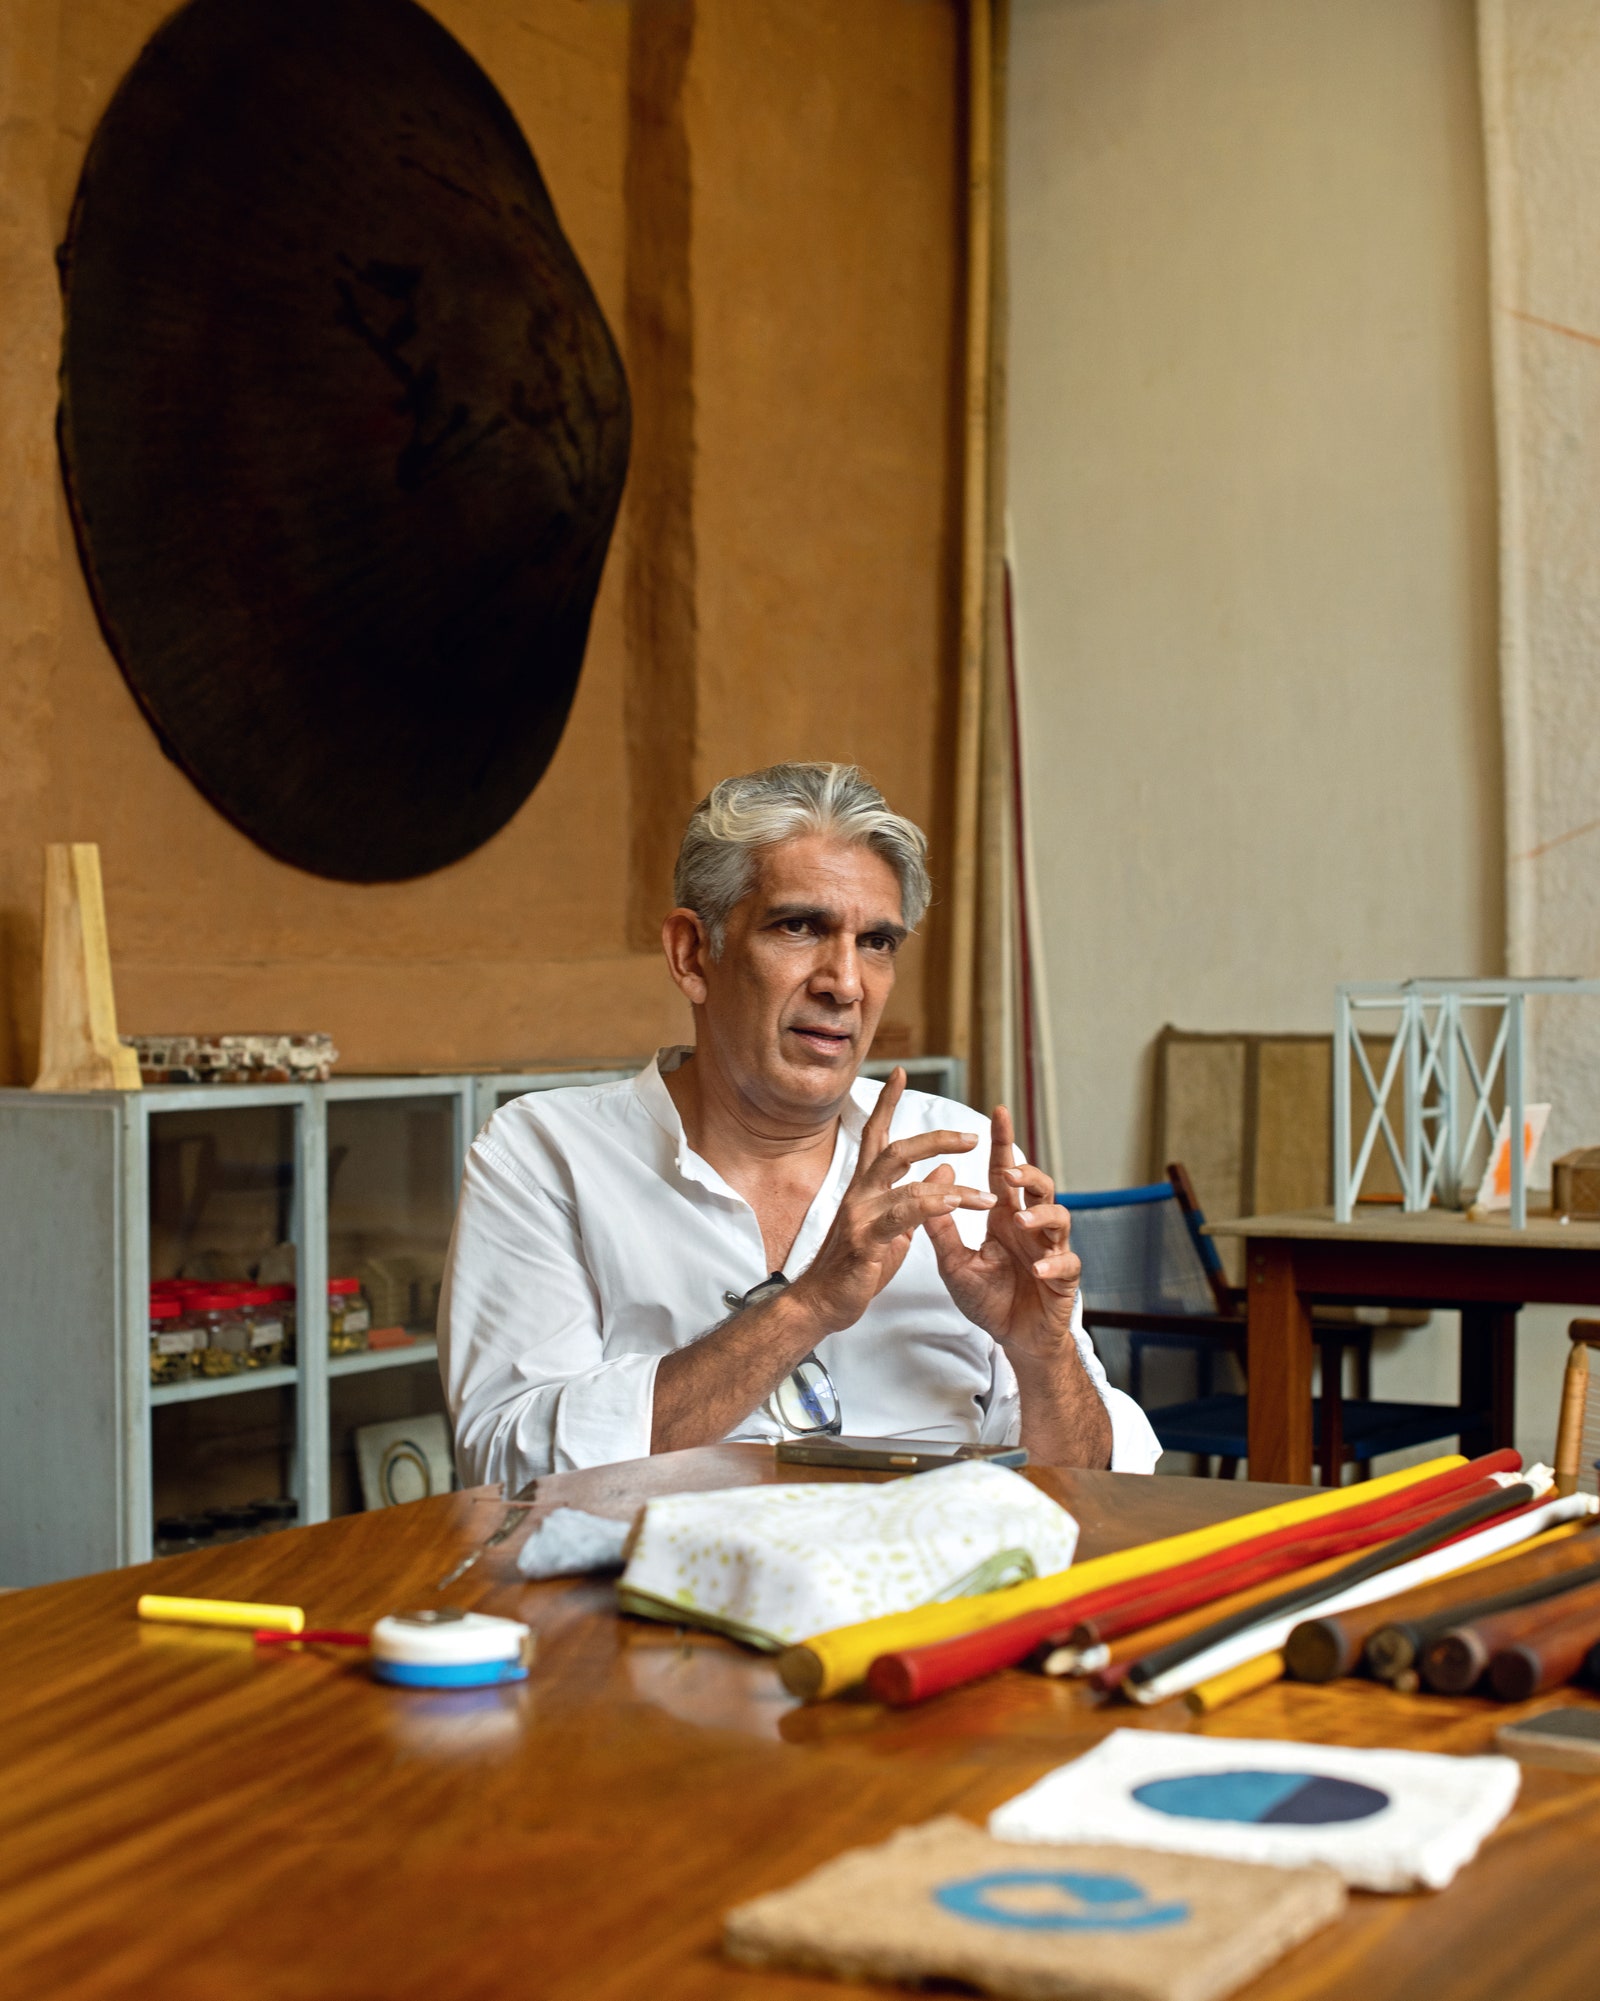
left=438, top=1049, right=1161, bottom=1490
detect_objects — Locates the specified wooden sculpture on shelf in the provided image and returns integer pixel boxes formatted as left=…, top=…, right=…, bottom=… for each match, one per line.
left=32, top=844, right=140, bottom=1093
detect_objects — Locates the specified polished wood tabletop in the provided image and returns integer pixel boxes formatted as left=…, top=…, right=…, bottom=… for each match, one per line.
left=1208, top=1205, right=1600, bottom=1250
left=1208, top=1207, right=1600, bottom=1484
left=4, top=1447, right=1600, bottom=2001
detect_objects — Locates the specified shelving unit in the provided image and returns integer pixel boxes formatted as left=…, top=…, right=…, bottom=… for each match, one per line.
left=150, top=1366, right=300, bottom=1406
left=327, top=1339, right=440, bottom=1378
left=0, top=1052, right=966, bottom=1586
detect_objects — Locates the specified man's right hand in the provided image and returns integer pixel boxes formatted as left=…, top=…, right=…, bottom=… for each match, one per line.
left=651, top=1070, right=994, bottom=1454
left=786, top=1068, right=996, bottom=1338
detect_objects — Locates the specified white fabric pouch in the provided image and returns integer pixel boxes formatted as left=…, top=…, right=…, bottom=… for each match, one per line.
left=989, top=1729, right=1520, bottom=1892
left=616, top=1461, right=1079, bottom=1650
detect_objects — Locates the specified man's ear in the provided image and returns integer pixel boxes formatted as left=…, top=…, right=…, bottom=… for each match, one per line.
left=661, top=908, right=712, bottom=1005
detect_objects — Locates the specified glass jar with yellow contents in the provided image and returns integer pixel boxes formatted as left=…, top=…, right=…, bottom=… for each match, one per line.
left=188, top=1290, right=252, bottom=1377
left=237, top=1287, right=287, bottom=1369
left=261, top=1282, right=297, bottom=1365
left=148, top=1296, right=196, bottom=1385
left=327, top=1277, right=371, bottom=1356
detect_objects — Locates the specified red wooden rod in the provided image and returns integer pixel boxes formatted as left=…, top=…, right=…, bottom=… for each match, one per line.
left=1490, top=1614, right=1600, bottom=1701
left=1050, top=1477, right=1510, bottom=1658
left=254, top=1629, right=370, bottom=1647
left=864, top=1448, right=1521, bottom=1707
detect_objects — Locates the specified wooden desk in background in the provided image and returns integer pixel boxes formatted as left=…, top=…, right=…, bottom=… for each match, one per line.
left=1211, top=1207, right=1600, bottom=1486
left=4, top=1446, right=1600, bottom=2001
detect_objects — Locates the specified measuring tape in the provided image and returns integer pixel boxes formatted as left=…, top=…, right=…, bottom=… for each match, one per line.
left=369, top=1608, right=533, bottom=1688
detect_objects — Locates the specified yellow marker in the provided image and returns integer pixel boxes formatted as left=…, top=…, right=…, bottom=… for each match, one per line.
left=779, top=1452, right=1468, bottom=1699
left=137, top=1594, right=305, bottom=1634
left=1186, top=1651, right=1284, bottom=1714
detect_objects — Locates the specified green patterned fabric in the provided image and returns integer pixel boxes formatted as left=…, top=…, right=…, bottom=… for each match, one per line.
left=617, top=1462, right=1079, bottom=1650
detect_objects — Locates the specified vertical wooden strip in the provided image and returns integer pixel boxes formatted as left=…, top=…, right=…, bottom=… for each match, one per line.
left=1247, top=1239, right=1315, bottom=1484
left=973, top=0, right=1011, bottom=1115
left=1460, top=1303, right=1520, bottom=1459
left=624, top=1, right=699, bottom=950
left=947, top=0, right=993, bottom=1067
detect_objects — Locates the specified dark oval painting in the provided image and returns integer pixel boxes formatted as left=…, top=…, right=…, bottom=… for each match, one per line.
left=58, top=0, right=630, bottom=881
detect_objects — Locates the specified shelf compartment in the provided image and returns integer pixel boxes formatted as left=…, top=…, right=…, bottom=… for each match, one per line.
left=150, top=1365, right=298, bottom=1406
left=329, top=1338, right=439, bottom=1377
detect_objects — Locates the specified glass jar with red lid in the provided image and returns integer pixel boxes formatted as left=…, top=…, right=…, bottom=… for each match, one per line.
left=148, top=1296, right=197, bottom=1385
left=260, top=1283, right=297, bottom=1365
left=186, top=1291, right=252, bottom=1377
left=236, top=1287, right=288, bottom=1369
left=327, top=1278, right=371, bottom=1356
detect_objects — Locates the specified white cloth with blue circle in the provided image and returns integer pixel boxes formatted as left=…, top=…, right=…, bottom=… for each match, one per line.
left=989, top=1730, right=1520, bottom=1891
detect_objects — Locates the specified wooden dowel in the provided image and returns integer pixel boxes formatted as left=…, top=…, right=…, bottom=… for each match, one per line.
left=786, top=1450, right=1474, bottom=1701
left=1425, top=1573, right=1600, bottom=1695
left=1185, top=1651, right=1284, bottom=1715
left=1034, top=1548, right=1362, bottom=1680
left=1555, top=1340, right=1591, bottom=1498
left=1064, top=1475, right=1506, bottom=1664
left=1490, top=1586, right=1600, bottom=1701
left=1280, top=1522, right=1591, bottom=1682
left=946, top=0, right=993, bottom=1067
left=1125, top=1482, right=1535, bottom=1694
left=1369, top=1556, right=1600, bottom=1686
left=863, top=1452, right=1507, bottom=1706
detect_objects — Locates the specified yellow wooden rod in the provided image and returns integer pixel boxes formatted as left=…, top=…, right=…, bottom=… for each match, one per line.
left=137, top=1594, right=304, bottom=1634
left=1186, top=1650, right=1284, bottom=1715
left=780, top=1451, right=1467, bottom=1699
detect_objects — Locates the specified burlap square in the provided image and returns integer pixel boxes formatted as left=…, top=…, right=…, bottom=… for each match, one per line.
left=725, top=1816, right=1345, bottom=2001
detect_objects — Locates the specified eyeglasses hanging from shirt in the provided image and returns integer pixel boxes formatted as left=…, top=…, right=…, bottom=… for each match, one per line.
left=722, top=1273, right=843, bottom=1437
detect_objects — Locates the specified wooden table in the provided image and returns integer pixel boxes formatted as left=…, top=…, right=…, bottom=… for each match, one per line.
left=5, top=1447, right=1600, bottom=2001
left=1210, top=1206, right=1600, bottom=1485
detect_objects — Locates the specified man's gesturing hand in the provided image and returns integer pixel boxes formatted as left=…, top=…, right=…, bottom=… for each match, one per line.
left=923, top=1104, right=1082, bottom=1361
left=787, top=1068, right=996, bottom=1337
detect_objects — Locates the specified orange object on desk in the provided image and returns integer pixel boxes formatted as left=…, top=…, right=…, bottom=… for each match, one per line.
left=366, top=1326, right=416, bottom=1351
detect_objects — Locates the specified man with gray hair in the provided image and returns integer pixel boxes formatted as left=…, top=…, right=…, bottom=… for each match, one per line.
left=439, top=763, right=1160, bottom=1487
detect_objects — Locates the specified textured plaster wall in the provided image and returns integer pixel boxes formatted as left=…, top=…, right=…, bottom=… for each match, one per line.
left=1481, top=0, right=1600, bottom=1143
left=1007, top=0, right=1503, bottom=1194
left=0, top=0, right=960, bottom=1083
left=1007, top=0, right=1511, bottom=1465
left=1477, top=0, right=1600, bottom=1468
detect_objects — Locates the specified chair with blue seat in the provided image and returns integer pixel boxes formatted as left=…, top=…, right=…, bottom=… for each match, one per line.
left=1059, top=1163, right=1476, bottom=1485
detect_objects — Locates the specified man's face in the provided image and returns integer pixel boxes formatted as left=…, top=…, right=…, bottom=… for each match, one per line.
left=695, top=833, right=906, bottom=1118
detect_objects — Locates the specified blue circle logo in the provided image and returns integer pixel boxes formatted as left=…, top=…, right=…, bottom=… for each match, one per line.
left=933, top=1869, right=1190, bottom=1932
left=1132, top=1771, right=1389, bottom=1826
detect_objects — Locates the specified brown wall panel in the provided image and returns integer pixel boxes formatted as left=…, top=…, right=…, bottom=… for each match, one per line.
left=0, top=0, right=960, bottom=1081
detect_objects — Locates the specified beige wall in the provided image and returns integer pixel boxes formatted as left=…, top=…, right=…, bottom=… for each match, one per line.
left=1007, top=0, right=1503, bottom=1192
left=0, top=0, right=961, bottom=1084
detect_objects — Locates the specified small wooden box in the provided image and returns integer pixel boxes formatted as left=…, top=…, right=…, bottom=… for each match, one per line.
left=1553, top=1148, right=1600, bottom=1220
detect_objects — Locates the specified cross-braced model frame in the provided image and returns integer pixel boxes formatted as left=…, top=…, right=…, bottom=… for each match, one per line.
left=1334, top=978, right=1600, bottom=1229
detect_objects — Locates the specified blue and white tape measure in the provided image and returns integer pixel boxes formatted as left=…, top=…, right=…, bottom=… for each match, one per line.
left=369, top=1608, right=533, bottom=1688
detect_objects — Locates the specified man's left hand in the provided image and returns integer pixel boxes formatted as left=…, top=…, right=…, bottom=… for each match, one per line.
left=923, top=1104, right=1081, bottom=1357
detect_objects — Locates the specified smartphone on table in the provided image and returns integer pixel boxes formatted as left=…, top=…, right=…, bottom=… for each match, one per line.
left=774, top=1436, right=1028, bottom=1473
left=1496, top=1706, right=1600, bottom=1772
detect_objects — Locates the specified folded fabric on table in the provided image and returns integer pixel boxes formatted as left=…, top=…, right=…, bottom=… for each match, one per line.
left=725, top=1815, right=1345, bottom=2001
left=617, top=1461, right=1079, bottom=1650
left=989, top=1729, right=1520, bottom=1892
left=516, top=1508, right=631, bottom=1579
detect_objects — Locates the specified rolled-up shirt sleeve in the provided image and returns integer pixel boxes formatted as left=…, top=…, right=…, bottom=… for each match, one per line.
left=438, top=1135, right=661, bottom=1489
left=976, top=1289, right=1163, bottom=1474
